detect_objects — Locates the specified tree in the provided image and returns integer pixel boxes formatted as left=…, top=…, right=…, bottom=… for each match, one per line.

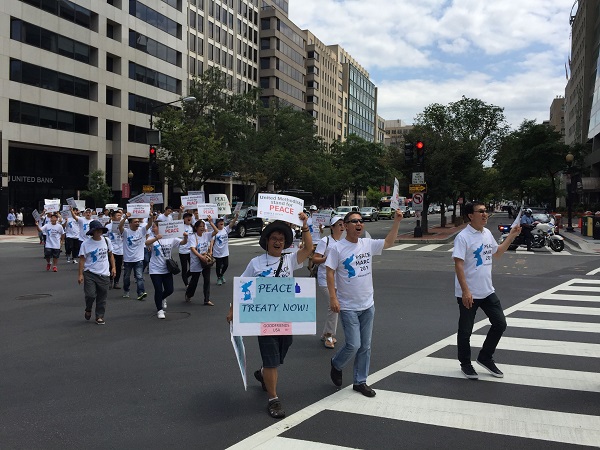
left=81, top=170, right=112, bottom=208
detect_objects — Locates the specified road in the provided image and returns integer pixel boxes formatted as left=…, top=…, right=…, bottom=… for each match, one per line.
left=1, top=214, right=599, bottom=449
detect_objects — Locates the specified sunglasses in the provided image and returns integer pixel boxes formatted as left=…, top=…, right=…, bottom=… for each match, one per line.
left=345, top=219, right=364, bottom=224
left=473, top=210, right=488, bottom=214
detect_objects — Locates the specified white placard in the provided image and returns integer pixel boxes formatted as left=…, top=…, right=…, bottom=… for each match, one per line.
left=74, top=200, right=86, bottom=211
left=61, top=205, right=70, bottom=213
left=233, top=202, right=243, bottom=214
left=106, top=203, right=119, bottom=210
left=196, top=203, right=219, bottom=219
left=143, top=192, right=163, bottom=204
left=181, top=195, right=204, bottom=210
left=311, top=212, right=330, bottom=227
left=257, top=193, right=304, bottom=226
left=209, top=193, right=232, bottom=215
left=32, top=209, right=41, bottom=222
left=158, top=220, right=184, bottom=238
left=44, top=203, right=60, bottom=213
left=66, top=197, right=78, bottom=209
left=127, top=203, right=151, bottom=219
left=187, top=191, right=205, bottom=203
left=390, top=178, right=401, bottom=211
left=111, top=221, right=129, bottom=233
left=96, top=208, right=104, bottom=214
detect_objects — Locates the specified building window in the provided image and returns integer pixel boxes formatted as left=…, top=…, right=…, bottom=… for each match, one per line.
left=9, top=100, right=93, bottom=134
left=129, top=30, right=181, bottom=67
left=19, top=0, right=96, bottom=30
left=129, top=1, right=181, bottom=38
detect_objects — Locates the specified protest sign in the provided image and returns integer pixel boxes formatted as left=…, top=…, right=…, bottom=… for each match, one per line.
left=111, top=221, right=128, bottom=233
left=158, top=219, right=184, bottom=238
left=229, top=323, right=247, bottom=391
left=187, top=191, right=205, bottom=203
left=209, top=194, right=231, bottom=216
left=196, top=203, right=219, bottom=219
left=44, top=199, right=60, bottom=213
left=96, top=208, right=104, bottom=214
left=66, top=197, right=78, bottom=209
left=128, top=193, right=145, bottom=204
left=232, top=277, right=316, bottom=336
left=233, top=202, right=243, bottom=214
left=143, top=192, right=163, bottom=204
left=74, top=200, right=86, bottom=211
left=127, top=203, right=151, bottom=219
left=311, top=212, right=330, bottom=227
left=181, top=195, right=204, bottom=210
left=390, top=178, right=401, bottom=210
left=61, top=205, right=70, bottom=214
left=257, top=193, right=304, bottom=226
left=32, top=209, right=41, bottom=222
left=106, top=203, right=119, bottom=210
left=511, top=201, right=525, bottom=229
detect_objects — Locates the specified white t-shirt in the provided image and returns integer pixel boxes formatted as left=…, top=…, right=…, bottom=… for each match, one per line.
left=77, top=216, right=93, bottom=241
left=157, top=213, right=173, bottom=222
left=149, top=238, right=182, bottom=275
left=79, top=237, right=114, bottom=276
left=242, top=252, right=303, bottom=278
left=108, top=221, right=123, bottom=256
left=452, top=224, right=498, bottom=299
left=41, top=223, right=64, bottom=249
left=178, top=223, right=194, bottom=255
left=325, top=238, right=385, bottom=311
left=65, top=217, right=80, bottom=239
left=212, top=226, right=231, bottom=258
left=189, top=232, right=213, bottom=273
left=122, top=227, right=148, bottom=263
left=315, top=236, right=336, bottom=287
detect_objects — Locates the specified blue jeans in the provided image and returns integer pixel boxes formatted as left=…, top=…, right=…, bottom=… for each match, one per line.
left=332, top=305, right=375, bottom=385
left=123, top=261, right=145, bottom=296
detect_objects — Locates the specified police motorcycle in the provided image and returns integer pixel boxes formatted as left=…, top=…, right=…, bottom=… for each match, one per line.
left=497, top=215, right=565, bottom=252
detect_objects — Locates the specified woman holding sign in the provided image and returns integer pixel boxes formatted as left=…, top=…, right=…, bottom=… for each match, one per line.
left=146, top=222, right=188, bottom=319
left=226, top=212, right=313, bottom=419
left=185, top=217, right=217, bottom=305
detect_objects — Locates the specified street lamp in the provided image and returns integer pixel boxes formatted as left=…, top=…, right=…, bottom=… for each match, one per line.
left=565, top=152, right=575, bottom=232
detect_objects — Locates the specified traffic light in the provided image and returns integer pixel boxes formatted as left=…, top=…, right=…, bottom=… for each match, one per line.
left=415, top=140, right=425, bottom=165
left=149, top=146, right=157, bottom=164
left=404, top=142, right=414, bottom=164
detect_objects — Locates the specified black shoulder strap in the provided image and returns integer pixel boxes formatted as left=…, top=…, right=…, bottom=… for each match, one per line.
left=274, top=256, right=285, bottom=277
left=104, top=237, right=112, bottom=253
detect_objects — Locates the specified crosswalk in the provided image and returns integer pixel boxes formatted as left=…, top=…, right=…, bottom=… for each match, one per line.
left=228, top=236, right=261, bottom=247
left=229, top=278, right=600, bottom=448
left=388, top=243, right=573, bottom=255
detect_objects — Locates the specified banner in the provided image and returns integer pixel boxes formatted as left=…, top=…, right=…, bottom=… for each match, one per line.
left=196, top=203, right=219, bottom=219
left=232, top=277, right=316, bottom=336
left=209, top=193, right=231, bottom=216
left=181, top=195, right=204, bottom=210
left=311, top=212, right=331, bottom=227
left=257, top=193, right=304, bottom=226
left=127, top=203, right=151, bottom=219
left=143, top=192, right=163, bottom=204
left=158, top=219, right=184, bottom=238
left=390, top=178, right=401, bottom=210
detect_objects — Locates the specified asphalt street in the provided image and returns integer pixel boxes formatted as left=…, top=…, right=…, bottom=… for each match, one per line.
left=1, top=214, right=599, bottom=449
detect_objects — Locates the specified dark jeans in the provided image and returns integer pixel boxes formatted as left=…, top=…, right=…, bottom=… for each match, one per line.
left=185, top=269, right=211, bottom=302
left=123, top=260, right=145, bottom=296
left=179, top=253, right=190, bottom=286
left=522, top=228, right=532, bottom=250
left=112, top=254, right=123, bottom=284
left=457, top=292, right=507, bottom=366
left=150, top=273, right=174, bottom=311
left=65, top=237, right=78, bottom=258
left=72, top=239, right=82, bottom=260
left=215, top=256, right=229, bottom=278
left=143, top=247, right=151, bottom=272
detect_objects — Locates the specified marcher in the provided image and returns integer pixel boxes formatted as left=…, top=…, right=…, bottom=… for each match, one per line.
left=146, top=222, right=188, bottom=319
left=119, top=208, right=153, bottom=301
left=63, top=208, right=81, bottom=263
left=520, top=208, right=534, bottom=251
left=185, top=217, right=217, bottom=305
left=312, top=216, right=345, bottom=349
left=108, top=209, right=124, bottom=289
left=78, top=220, right=116, bottom=325
left=7, top=208, right=16, bottom=235
left=212, top=214, right=238, bottom=285
left=36, top=212, right=65, bottom=272
left=72, top=207, right=94, bottom=258
left=178, top=212, right=194, bottom=286
left=157, top=206, right=174, bottom=222
left=453, top=201, right=520, bottom=380
left=326, top=209, right=403, bottom=397
left=226, top=214, right=313, bottom=419
left=16, top=209, right=24, bottom=234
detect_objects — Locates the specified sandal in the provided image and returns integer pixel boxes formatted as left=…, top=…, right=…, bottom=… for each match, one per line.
left=84, top=310, right=91, bottom=321
left=267, top=399, right=285, bottom=419
left=204, top=300, right=214, bottom=306
left=324, top=336, right=335, bottom=349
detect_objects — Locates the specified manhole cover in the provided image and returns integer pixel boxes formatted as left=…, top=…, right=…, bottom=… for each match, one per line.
left=16, top=294, right=53, bottom=300
left=149, top=311, right=191, bottom=321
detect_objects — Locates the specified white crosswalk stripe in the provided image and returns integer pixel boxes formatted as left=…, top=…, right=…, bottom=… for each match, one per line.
left=385, top=243, right=575, bottom=255
left=228, top=278, right=600, bottom=449
left=228, top=237, right=260, bottom=247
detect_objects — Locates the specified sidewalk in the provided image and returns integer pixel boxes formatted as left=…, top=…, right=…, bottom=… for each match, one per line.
left=560, top=227, right=600, bottom=254
left=0, top=226, right=41, bottom=242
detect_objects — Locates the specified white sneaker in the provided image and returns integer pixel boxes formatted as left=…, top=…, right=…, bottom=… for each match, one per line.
left=157, top=310, right=166, bottom=319
left=162, top=299, right=167, bottom=310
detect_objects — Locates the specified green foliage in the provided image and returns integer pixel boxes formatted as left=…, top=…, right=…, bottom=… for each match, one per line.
left=81, top=170, right=112, bottom=208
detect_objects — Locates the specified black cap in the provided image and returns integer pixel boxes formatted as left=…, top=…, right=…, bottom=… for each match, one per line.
left=86, top=220, right=109, bottom=235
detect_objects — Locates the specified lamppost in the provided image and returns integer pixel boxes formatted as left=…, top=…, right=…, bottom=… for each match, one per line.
left=565, top=152, right=575, bottom=232
left=128, top=169, right=134, bottom=191
left=147, top=96, right=196, bottom=185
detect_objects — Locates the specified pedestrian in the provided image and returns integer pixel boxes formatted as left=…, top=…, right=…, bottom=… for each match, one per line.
left=226, top=213, right=313, bottom=419
left=36, top=212, right=65, bottom=272
left=326, top=209, right=404, bottom=397
left=7, top=208, right=16, bottom=235
left=78, top=220, right=116, bottom=325
left=16, top=208, right=24, bottom=234
left=520, top=208, right=534, bottom=252
left=178, top=212, right=194, bottom=287
left=146, top=221, right=188, bottom=319
left=157, top=206, right=174, bottom=222
left=452, top=201, right=520, bottom=380
left=119, top=208, right=153, bottom=301
left=63, top=208, right=80, bottom=263
left=71, top=207, right=94, bottom=253
left=108, top=209, right=124, bottom=289
left=185, top=217, right=217, bottom=305
left=212, top=214, right=238, bottom=286
left=312, top=216, right=345, bottom=349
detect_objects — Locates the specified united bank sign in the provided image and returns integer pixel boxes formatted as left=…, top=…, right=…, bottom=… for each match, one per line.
left=9, top=175, right=54, bottom=184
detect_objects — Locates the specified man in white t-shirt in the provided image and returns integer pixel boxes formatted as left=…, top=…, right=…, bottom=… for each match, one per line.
left=157, top=206, right=174, bottom=222
left=63, top=208, right=81, bottom=263
left=37, top=213, right=65, bottom=272
left=326, top=209, right=403, bottom=398
left=452, top=201, right=520, bottom=380
left=178, top=212, right=195, bottom=286
left=72, top=207, right=94, bottom=244
left=119, top=209, right=153, bottom=301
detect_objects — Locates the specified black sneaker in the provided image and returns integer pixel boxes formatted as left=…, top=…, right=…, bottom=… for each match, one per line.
left=254, top=369, right=267, bottom=391
left=461, top=364, right=479, bottom=380
left=476, top=358, right=504, bottom=378
left=353, top=383, right=376, bottom=397
left=137, top=292, right=147, bottom=301
left=330, top=359, right=342, bottom=387
left=267, top=398, right=285, bottom=419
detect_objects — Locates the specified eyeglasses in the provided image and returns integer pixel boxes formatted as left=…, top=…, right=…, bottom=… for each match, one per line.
left=345, top=219, right=364, bottom=224
left=474, top=210, right=488, bottom=214
left=269, top=237, right=285, bottom=243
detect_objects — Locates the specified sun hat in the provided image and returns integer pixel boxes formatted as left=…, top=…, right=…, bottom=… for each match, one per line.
left=86, top=220, right=109, bottom=235
left=259, top=220, right=293, bottom=250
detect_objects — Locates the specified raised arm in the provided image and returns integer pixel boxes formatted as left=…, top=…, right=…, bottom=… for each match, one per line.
left=383, top=209, right=404, bottom=249
left=296, top=212, right=313, bottom=263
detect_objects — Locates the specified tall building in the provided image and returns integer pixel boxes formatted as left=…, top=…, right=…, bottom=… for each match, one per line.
left=548, top=96, right=565, bottom=140
left=1, top=0, right=188, bottom=217
left=383, top=119, right=412, bottom=147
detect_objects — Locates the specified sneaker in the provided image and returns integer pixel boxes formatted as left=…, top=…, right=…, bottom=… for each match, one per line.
left=137, top=292, right=147, bottom=301
left=185, top=295, right=192, bottom=303
left=157, top=310, right=166, bottom=319
left=324, top=335, right=335, bottom=349
left=217, top=277, right=223, bottom=286
left=476, top=358, right=504, bottom=378
left=72, top=259, right=78, bottom=264
left=122, top=292, right=130, bottom=299
left=353, top=383, right=376, bottom=397
left=162, top=299, right=167, bottom=310
left=254, top=369, right=267, bottom=391
left=67, top=257, right=71, bottom=263
left=222, top=276, right=226, bottom=284
left=95, top=317, right=105, bottom=325
left=330, top=359, right=342, bottom=387
left=461, top=364, right=479, bottom=380
left=46, top=263, right=51, bottom=271
left=84, top=310, right=91, bottom=321
left=267, top=398, right=285, bottom=419
left=52, top=266, right=58, bottom=272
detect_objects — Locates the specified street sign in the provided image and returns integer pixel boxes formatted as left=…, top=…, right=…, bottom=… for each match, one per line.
left=409, top=183, right=427, bottom=194
left=412, top=172, right=425, bottom=184
left=412, top=193, right=424, bottom=212
left=143, top=185, right=155, bottom=193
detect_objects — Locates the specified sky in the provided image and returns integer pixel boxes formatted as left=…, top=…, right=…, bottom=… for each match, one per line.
left=289, top=0, right=576, bottom=130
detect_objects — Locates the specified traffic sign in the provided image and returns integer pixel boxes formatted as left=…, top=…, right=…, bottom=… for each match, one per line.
left=412, top=193, right=424, bottom=212
left=409, top=183, right=427, bottom=194
left=143, top=185, right=155, bottom=193
left=412, top=172, right=425, bottom=184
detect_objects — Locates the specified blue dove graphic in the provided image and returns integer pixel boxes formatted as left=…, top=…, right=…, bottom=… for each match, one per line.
left=90, top=248, right=99, bottom=263
left=259, top=268, right=273, bottom=277
left=343, top=255, right=356, bottom=278
left=473, top=244, right=484, bottom=267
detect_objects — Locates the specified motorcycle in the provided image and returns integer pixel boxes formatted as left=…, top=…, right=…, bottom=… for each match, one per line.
left=498, top=221, right=565, bottom=252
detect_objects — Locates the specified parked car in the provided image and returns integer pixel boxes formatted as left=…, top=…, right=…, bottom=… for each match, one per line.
left=405, top=207, right=415, bottom=217
left=428, top=204, right=441, bottom=214
left=227, top=207, right=263, bottom=237
left=360, top=206, right=379, bottom=221
left=335, top=205, right=359, bottom=216
left=379, top=207, right=394, bottom=219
